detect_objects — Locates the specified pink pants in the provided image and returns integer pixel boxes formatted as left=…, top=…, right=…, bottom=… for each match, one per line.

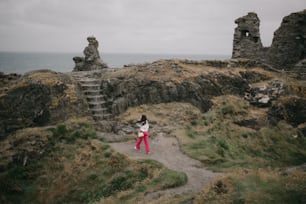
left=135, top=131, right=150, bottom=153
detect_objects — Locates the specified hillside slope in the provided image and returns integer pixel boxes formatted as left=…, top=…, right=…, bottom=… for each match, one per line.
left=1, top=59, right=306, bottom=203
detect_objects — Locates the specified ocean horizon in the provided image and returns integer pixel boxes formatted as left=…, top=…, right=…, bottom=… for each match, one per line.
left=0, top=52, right=230, bottom=74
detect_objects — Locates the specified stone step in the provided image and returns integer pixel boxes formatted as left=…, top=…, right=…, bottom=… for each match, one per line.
left=89, top=104, right=105, bottom=110
left=71, top=70, right=103, bottom=76
left=71, top=75, right=92, bottom=80
left=70, top=72, right=113, bottom=121
left=81, top=85, right=100, bottom=91
left=78, top=77, right=100, bottom=82
left=80, top=83, right=100, bottom=87
left=93, top=113, right=113, bottom=120
left=78, top=79, right=101, bottom=86
left=86, top=95, right=105, bottom=102
left=90, top=107, right=108, bottom=113
left=83, top=90, right=101, bottom=95
left=86, top=95, right=104, bottom=99
left=86, top=94, right=108, bottom=99
left=88, top=101, right=107, bottom=105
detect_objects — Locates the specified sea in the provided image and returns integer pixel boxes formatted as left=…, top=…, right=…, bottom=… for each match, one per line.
left=0, top=52, right=230, bottom=74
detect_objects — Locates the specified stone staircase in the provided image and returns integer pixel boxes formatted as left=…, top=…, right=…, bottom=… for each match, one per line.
left=70, top=71, right=113, bottom=121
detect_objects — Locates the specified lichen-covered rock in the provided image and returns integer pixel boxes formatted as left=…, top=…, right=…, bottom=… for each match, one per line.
left=0, top=83, right=51, bottom=135
left=0, top=72, right=21, bottom=91
left=239, top=70, right=272, bottom=83
left=268, top=96, right=306, bottom=127
left=292, top=58, right=306, bottom=80
left=244, top=80, right=285, bottom=107
left=266, top=10, right=306, bottom=70
left=0, top=70, right=88, bottom=138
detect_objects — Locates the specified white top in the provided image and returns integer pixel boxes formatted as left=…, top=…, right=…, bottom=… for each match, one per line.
left=137, top=120, right=149, bottom=132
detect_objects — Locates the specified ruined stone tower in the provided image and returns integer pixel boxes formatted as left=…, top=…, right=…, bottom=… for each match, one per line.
left=232, top=12, right=263, bottom=59
left=232, top=10, right=306, bottom=72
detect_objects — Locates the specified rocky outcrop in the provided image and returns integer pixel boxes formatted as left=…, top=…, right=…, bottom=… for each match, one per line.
left=99, top=60, right=250, bottom=116
left=266, top=10, right=306, bottom=70
left=73, top=36, right=108, bottom=71
left=244, top=80, right=285, bottom=107
left=268, top=96, right=306, bottom=127
left=232, top=9, right=306, bottom=71
left=292, top=58, right=306, bottom=80
left=0, top=70, right=88, bottom=138
left=1, top=59, right=305, bottom=137
left=0, top=72, right=21, bottom=90
left=0, top=83, right=51, bottom=135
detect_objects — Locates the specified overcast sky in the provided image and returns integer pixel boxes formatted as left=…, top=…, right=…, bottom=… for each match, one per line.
left=0, top=0, right=305, bottom=55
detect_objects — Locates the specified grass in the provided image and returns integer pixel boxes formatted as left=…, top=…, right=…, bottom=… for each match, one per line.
left=170, top=96, right=306, bottom=203
left=150, top=169, right=188, bottom=190
left=176, top=96, right=306, bottom=171
left=2, top=91, right=306, bottom=203
left=0, top=122, right=187, bottom=204
left=196, top=169, right=306, bottom=204
left=116, top=98, right=306, bottom=202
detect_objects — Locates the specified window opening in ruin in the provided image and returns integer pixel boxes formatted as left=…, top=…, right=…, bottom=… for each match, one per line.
left=241, top=30, right=250, bottom=38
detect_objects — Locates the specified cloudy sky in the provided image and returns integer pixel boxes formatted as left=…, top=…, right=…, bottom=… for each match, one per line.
left=0, top=0, right=305, bottom=55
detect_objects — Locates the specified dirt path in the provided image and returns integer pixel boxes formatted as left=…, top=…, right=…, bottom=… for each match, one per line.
left=109, top=133, right=221, bottom=200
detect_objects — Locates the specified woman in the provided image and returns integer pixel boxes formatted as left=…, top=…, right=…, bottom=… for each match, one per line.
left=134, top=115, right=150, bottom=154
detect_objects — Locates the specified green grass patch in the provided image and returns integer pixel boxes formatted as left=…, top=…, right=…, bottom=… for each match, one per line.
left=150, top=169, right=188, bottom=190
left=177, top=96, right=306, bottom=171
left=197, top=170, right=306, bottom=204
left=185, top=125, right=198, bottom=139
left=230, top=172, right=306, bottom=204
left=1, top=122, right=188, bottom=204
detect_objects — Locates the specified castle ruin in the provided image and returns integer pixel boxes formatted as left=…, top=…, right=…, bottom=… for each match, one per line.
left=232, top=9, right=306, bottom=71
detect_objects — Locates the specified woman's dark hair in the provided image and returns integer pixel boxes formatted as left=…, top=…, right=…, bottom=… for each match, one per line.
left=140, top=115, right=147, bottom=122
